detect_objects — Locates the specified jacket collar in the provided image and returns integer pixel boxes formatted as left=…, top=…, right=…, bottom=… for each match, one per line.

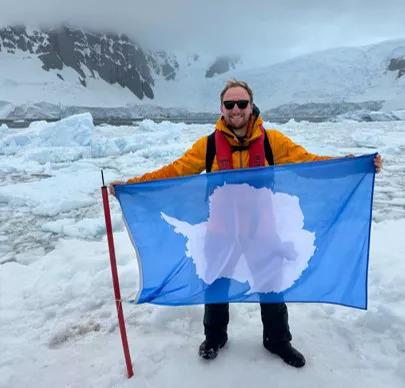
left=215, top=114, right=264, bottom=145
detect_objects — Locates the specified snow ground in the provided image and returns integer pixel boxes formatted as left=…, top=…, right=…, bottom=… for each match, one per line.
left=0, top=114, right=404, bottom=387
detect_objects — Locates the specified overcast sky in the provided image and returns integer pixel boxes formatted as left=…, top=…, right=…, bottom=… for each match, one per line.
left=1, top=0, right=405, bottom=64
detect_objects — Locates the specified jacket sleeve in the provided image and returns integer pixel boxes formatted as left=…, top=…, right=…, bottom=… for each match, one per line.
left=267, top=130, right=333, bottom=165
left=127, top=136, right=208, bottom=183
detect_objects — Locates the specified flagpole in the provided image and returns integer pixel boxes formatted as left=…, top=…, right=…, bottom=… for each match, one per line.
left=101, top=170, right=134, bottom=379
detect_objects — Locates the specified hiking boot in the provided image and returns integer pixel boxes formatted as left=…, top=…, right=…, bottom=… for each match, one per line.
left=263, top=339, right=306, bottom=368
left=198, top=336, right=228, bottom=360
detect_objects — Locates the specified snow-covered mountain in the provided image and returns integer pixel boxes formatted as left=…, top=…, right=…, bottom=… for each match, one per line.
left=0, top=25, right=405, bottom=120
left=250, top=40, right=405, bottom=111
left=0, top=25, right=241, bottom=111
left=0, top=25, right=179, bottom=101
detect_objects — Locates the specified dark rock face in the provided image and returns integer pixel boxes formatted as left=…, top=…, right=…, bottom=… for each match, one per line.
left=388, top=58, right=405, bottom=78
left=0, top=25, right=180, bottom=100
left=206, top=56, right=240, bottom=78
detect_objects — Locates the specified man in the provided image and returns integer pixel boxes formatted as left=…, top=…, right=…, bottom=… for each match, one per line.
left=110, top=79, right=383, bottom=368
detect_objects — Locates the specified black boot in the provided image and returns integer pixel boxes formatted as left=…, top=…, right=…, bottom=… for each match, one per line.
left=263, top=338, right=306, bottom=368
left=198, top=336, right=228, bottom=360
left=200, top=303, right=229, bottom=360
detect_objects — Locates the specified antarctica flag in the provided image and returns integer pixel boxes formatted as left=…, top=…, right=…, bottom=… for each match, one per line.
left=115, top=154, right=376, bottom=309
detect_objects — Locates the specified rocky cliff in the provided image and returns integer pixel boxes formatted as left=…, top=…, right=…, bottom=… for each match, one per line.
left=0, top=25, right=179, bottom=100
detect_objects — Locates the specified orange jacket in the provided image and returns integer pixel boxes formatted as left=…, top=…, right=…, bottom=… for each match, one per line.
left=127, top=115, right=331, bottom=184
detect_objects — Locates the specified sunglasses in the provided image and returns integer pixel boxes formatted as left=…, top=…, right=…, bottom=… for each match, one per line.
left=222, top=100, right=250, bottom=110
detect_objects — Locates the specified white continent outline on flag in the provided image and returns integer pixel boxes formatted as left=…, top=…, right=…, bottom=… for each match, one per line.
left=161, top=183, right=316, bottom=293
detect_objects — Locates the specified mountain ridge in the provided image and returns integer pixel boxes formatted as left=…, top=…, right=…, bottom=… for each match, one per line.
left=1, top=25, right=405, bottom=118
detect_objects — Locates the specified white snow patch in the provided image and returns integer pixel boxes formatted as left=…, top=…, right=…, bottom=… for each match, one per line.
left=0, top=115, right=404, bottom=387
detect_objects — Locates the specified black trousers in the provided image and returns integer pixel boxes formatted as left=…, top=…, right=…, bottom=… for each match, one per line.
left=204, top=303, right=292, bottom=345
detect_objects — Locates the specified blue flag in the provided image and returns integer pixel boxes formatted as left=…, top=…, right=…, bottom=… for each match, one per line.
left=115, top=154, right=375, bottom=309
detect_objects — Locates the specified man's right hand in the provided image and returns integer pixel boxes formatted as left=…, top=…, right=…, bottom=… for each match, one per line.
left=108, top=180, right=126, bottom=196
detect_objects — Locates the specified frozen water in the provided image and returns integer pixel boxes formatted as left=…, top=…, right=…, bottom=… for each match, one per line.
left=0, top=114, right=404, bottom=387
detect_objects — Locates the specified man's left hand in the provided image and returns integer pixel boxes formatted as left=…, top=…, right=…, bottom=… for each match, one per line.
left=374, top=153, right=383, bottom=173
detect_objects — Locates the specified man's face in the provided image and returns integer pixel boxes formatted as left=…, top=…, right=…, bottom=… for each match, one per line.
left=221, top=86, right=253, bottom=131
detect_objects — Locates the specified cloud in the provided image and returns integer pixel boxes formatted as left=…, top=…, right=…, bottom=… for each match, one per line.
left=1, top=0, right=405, bottom=63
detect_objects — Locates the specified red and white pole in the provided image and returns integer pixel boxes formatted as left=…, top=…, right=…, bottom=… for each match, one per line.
left=101, top=171, right=134, bottom=378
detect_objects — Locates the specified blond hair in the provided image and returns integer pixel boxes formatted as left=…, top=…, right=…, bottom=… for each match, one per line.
left=220, top=79, right=253, bottom=103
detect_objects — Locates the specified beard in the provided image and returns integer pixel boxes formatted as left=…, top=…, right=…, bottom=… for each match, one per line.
left=225, top=114, right=250, bottom=131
